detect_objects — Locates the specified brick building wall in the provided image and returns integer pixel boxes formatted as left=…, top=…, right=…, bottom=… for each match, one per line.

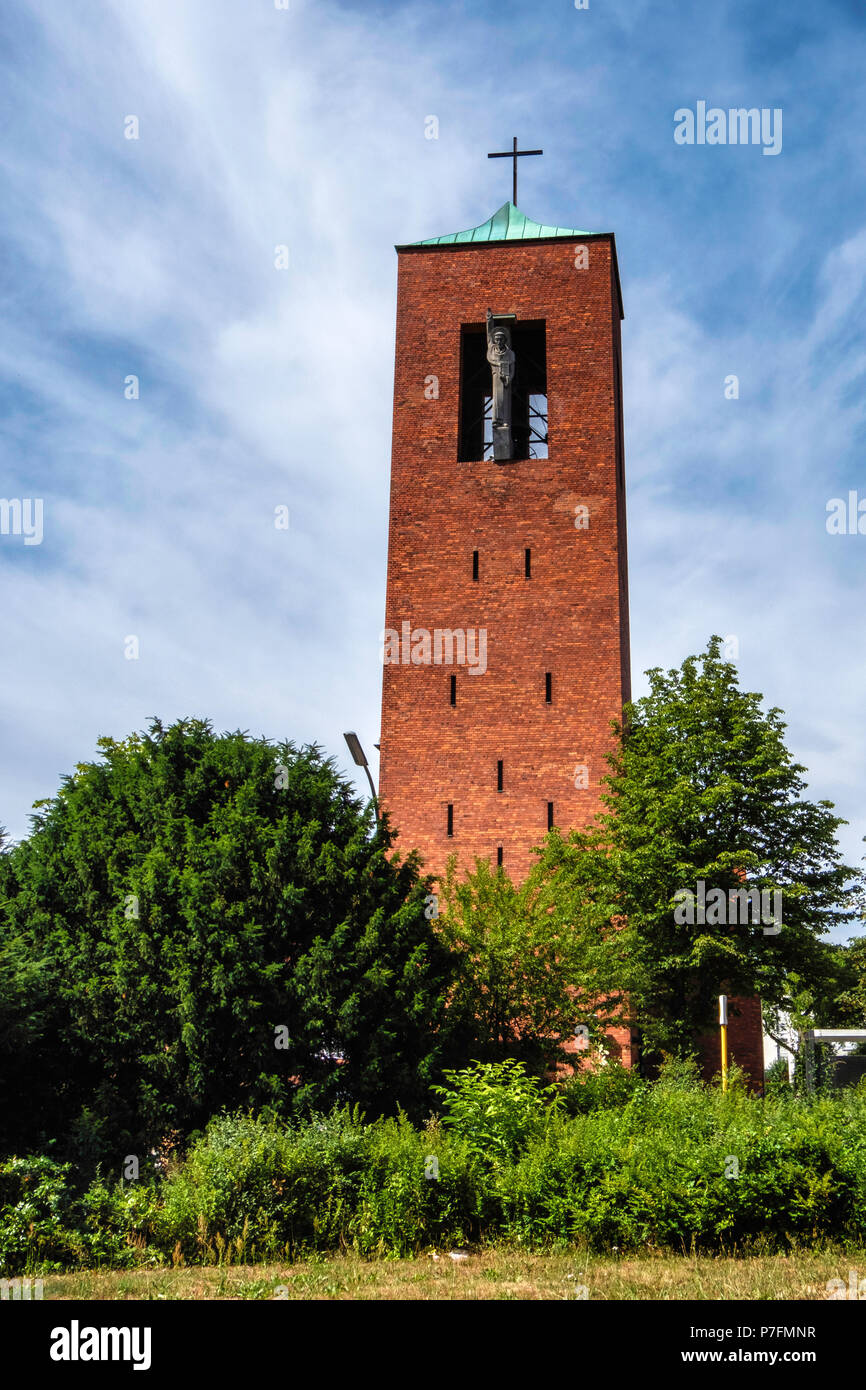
left=697, top=995, right=765, bottom=1089
left=377, top=219, right=763, bottom=1089
left=378, top=232, right=629, bottom=882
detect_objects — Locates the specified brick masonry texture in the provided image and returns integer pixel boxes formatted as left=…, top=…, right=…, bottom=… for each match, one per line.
left=377, top=231, right=764, bottom=1088
left=379, top=234, right=630, bottom=885
left=698, top=995, right=766, bottom=1086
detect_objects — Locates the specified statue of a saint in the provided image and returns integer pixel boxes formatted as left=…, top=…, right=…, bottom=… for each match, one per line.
left=486, top=311, right=515, bottom=459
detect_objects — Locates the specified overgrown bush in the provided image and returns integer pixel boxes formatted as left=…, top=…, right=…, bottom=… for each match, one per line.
left=765, top=1057, right=793, bottom=1096
left=0, top=1155, right=151, bottom=1274
left=4, top=1064, right=866, bottom=1272
left=560, top=1060, right=644, bottom=1115
left=349, top=1114, right=485, bottom=1256
left=431, top=1060, right=559, bottom=1164
left=156, top=1108, right=372, bottom=1262
left=0, top=1155, right=80, bottom=1273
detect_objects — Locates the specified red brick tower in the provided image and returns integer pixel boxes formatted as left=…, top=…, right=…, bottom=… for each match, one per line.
left=376, top=197, right=763, bottom=1088
left=378, top=201, right=630, bottom=884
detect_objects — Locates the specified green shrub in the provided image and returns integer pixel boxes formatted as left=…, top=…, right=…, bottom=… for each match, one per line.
left=560, top=1061, right=644, bottom=1115
left=154, top=1108, right=489, bottom=1261
left=5, top=1070, right=866, bottom=1269
left=765, top=1057, right=793, bottom=1096
left=77, top=1175, right=162, bottom=1267
left=497, top=1071, right=866, bottom=1253
left=431, top=1060, right=559, bottom=1165
left=350, top=1114, right=486, bottom=1256
left=155, top=1108, right=372, bottom=1262
left=0, top=1155, right=81, bottom=1274
left=0, top=1155, right=150, bottom=1274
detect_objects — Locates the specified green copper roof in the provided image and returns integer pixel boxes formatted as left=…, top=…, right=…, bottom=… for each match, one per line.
left=404, top=201, right=593, bottom=247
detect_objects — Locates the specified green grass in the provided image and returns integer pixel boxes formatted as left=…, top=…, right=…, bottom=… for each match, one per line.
left=40, top=1249, right=866, bottom=1300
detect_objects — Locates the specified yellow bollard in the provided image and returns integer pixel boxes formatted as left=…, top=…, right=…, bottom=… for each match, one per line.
left=719, top=994, right=729, bottom=1093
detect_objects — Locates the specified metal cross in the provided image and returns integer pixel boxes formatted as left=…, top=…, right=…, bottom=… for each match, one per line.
left=487, top=137, right=543, bottom=206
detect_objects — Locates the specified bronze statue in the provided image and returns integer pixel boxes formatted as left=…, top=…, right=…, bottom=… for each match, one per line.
left=486, top=310, right=515, bottom=459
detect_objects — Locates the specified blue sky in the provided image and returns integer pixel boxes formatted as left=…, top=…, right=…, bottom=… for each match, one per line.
left=1, top=0, right=866, bottom=928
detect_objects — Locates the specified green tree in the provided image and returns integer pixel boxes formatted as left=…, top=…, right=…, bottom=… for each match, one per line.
left=0, top=720, right=456, bottom=1164
left=827, top=935, right=866, bottom=1028
left=1, top=824, right=72, bottom=1156
left=437, top=856, right=624, bottom=1072
left=530, top=638, right=862, bottom=1063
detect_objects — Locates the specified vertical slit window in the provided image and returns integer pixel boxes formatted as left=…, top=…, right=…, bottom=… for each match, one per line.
left=450, top=674, right=457, bottom=706
left=545, top=672, right=552, bottom=703
left=525, top=548, right=531, bottom=578
left=447, top=804, right=454, bottom=837
left=547, top=801, right=554, bottom=830
left=497, top=759, right=503, bottom=792
left=472, top=550, right=479, bottom=581
left=497, top=846, right=503, bottom=867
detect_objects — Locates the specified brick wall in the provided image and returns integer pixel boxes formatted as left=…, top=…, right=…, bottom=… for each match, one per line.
left=377, top=229, right=764, bottom=1088
left=697, top=995, right=765, bottom=1090
left=378, top=233, right=629, bottom=882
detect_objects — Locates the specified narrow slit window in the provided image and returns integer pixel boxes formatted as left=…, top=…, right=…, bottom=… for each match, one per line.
left=447, top=804, right=454, bottom=837
left=472, top=549, right=479, bottom=581
left=547, top=801, right=554, bottom=831
left=545, top=672, right=552, bottom=704
left=450, top=674, right=457, bottom=706
left=497, top=846, right=503, bottom=867
left=497, top=759, right=503, bottom=792
left=525, top=548, right=532, bottom=578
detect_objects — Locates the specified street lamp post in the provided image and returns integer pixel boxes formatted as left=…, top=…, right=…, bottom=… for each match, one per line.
left=343, top=732, right=379, bottom=819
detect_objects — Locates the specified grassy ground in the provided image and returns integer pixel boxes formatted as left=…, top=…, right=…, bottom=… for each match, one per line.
left=40, top=1249, right=865, bottom=1300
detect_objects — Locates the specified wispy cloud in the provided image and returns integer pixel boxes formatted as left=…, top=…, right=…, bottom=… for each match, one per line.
left=1, top=0, right=865, bottom=931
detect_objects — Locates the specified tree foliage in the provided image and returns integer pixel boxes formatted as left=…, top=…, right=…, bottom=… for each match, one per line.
left=438, top=855, right=625, bottom=1071
left=0, top=719, right=455, bottom=1164
left=529, top=638, right=863, bottom=1061
left=828, top=936, right=866, bottom=1028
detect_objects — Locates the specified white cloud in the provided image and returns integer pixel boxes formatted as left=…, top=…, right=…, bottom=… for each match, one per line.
left=1, top=0, right=864, bottom=938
